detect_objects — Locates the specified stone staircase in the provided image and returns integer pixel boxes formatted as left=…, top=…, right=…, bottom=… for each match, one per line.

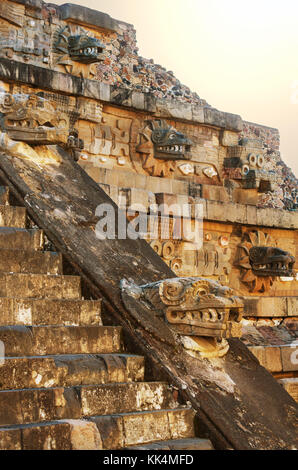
left=0, top=186, right=213, bottom=450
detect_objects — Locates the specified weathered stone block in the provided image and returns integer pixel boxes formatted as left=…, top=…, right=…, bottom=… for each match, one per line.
left=287, top=297, right=298, bottom=317
left=0, top=387, right=81, bottom=426
left=202, top=185, right=229, bottom=202
left=167, top=408, right=195, bottom=440
left=0, top=249, right=62, bottom=275
left=156, top=99, right=192, bottom=121
left=204, top=108, right=226, bottom=128
left=191, top=105, right=204, bottom=124
left=220, top=130, right=239, bottom=147
left=224, top=112, right=243, bottom=132
left=123, top=410, right=171, bottom=447
left=0, top=298, right=101, bottom=327
left=120, top=188, right=150, bottom=212
left=58, top=3, right=117, bottom=32
left=91, top=408, right=195, bottom=449
left=0, top=228, right=43, bottom=251
left=80, top=382, right=173, bottom=416
left=249, top=346, right=282, bottom=373
left=280, top=346, right=298, bottom=372
left=0, top=354, right=143, bottom=390
left=62, top=420, right=103, bottom=450
left=278, top=378, right=298, bottom=403
left=132, top=92, right=145, bottom=110
left=0, top=325, right=122, bottom=356
left=0, top=428, right=22, bottom=450
left=246, top=204, right=257, bottom=225
left=0, top=273, right=81, bottom=300
left=232, top=189, right=258, bottom=206
left=13, top=0, right=42, bottom=9
left=21, top=421, right=72, bottom=450
left=243, top=297, right=288, bottom=318
left=206, top=201, right=246, bottom=223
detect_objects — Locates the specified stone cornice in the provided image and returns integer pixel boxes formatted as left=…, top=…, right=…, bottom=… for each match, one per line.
left=0, top=58, right=243, bottom=132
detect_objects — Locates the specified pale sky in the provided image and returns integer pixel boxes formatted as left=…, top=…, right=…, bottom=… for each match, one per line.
left=53, top=0, right=298, bottom=177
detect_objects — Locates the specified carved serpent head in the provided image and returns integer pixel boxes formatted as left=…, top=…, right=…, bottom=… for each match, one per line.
left=0, top=93, right=70, bottom=145
left=68, top=34, right=105, bottom=64
left=137, top=277, right=243, bottom=339
left=249, top=246, right=295, bottom=277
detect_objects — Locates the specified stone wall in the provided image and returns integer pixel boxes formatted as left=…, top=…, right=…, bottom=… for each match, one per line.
left=0, top=0, right=296, bottom=300
left=242, top=121, right=298, bottom=210
left=0, top=0, right=207, bottom=107
left=0, top=0, right=296, bottom=213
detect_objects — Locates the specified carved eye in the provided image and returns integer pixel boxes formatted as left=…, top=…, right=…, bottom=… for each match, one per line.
left=197, top=288, right=207, bottom=296
left=257, top=155, right=264, bottom=168
left=242, top=165, right=250, bottom=176
left=248, top=154, right=257, bottom=167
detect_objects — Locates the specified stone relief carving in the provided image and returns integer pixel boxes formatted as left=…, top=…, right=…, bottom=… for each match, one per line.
left=84, top=115, right=131, bottom=166
left=0, top=1, right=24, bottom=27
left=121, top=277, right=243, bottom=358
left=236, top=230, right=296, bottom=293
left=0, top=92, right=84, bottom=160
left=150, top=235, right=231, bottom=279
left=223, top=138, right=275, bottom=192
left=53, top=25, right=105, bottom=78
left=66, top=130, right=84, bottom=162
left=0, top=11, right=51, bottom=64
left=0, top=93, right=70, bottom=145
left=137, top=120, right=193, bottom=177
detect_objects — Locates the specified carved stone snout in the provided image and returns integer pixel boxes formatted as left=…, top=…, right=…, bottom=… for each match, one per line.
left=249, top=246, right=295, bottom=277
left=0, top=93, right=70, bottom=145
left=122, top=277, right=244, bottom=358
left=68, top=35, right=105, bottom=64
left=138, top=120, right=193, bottom=161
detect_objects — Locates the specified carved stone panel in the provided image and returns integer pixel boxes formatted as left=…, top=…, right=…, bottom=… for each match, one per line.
left=136, top=119, right=193, bottom=177
left=121, top=277, right=243, bottom=358
left=236, top=230, right=296, bottom=293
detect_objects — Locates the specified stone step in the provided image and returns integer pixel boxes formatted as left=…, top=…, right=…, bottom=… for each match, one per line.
left=126, top=438, right=214, bottom=450
left=88, top=408, right=196, bottom=449
left=0, top=273, right=81, bottom=300
left=0, top=228, right=44, bottom=251
left=0, top=382, right=175, bottom=426
left=0, top=250, right=63, bottom=275
left=0, top=227, right=44, bottom=251
left=0, top=187, right=10, bottom=206
left=0, top=420, right=103, bottom=450
left=278, top=378, right=298, bottom=402
left=0, top=325, right=122, bottom=356
left=79, top=382, right=175, bottom=418
left=0, top=298, right=102, bottom=326
left=0, top=205, right=27, bottom=228
left=0, top=408, right=196, bottom=450
left=0, top=354, right=145, bottom=390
